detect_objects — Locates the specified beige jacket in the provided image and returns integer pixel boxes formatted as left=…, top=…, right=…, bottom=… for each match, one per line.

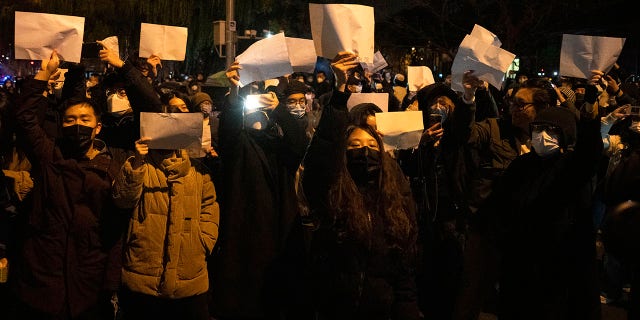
left=113, top=150, right=219, bottom=298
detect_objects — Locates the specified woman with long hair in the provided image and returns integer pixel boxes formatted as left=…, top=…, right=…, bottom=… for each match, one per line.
left=302, top=51, right=420, bottom=320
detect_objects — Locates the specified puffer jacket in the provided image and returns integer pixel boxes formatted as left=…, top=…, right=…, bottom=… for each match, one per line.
left=113, top=150, right=219, bottom=298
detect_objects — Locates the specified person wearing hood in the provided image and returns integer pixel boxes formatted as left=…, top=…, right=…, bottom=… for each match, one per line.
left=209, top=61, right=311, bottom=320
left=11, top=50, right=125, bottom=319
left=396, top=73, right=482, bottom=320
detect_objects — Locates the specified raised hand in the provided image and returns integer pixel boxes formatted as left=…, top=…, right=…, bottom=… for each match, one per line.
left=331, top=51, right=360, bottom=92
left=97, top=40, right=124, bottom=68
left=258, top=91, right=279, bottom=111
left=147, top=55, right=162, bottom=76
left=35, top=50, right=60, bottom=81
left=462, top=70, right=483, bottom=101
left=226, top=61, right=242, bottom=86
left=133, top=137, right=151, bottom=168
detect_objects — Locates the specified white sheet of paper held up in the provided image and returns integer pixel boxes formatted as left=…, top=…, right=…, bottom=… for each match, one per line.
left=347, top=93, right=389, bottom=112
left=450, top=25, right=515, bottom=92
left=286, top=37, right=318, bottom=73
left=236, top=33, right=293, bottom=87
left=407, top=66, right=435, bottom=92
left=559, top=34, right=626, bottom=79
left=309, top=3, right=375, bottom=64
left=140, top=112, right=203, bottom=152
left=139, top=23, right=188, bottom=61
left=15, top=11, right=85, bottom=63
left=376, top=111, right=424, bottom=150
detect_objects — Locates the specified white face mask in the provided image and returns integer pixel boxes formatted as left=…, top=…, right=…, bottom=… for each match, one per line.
left=107, top=93, right=131, bottom=114
left=531, top=130, right=561, bottom=158
left=630, top=120, right=640, bottom=134
left=287, top=103, right=306, bottom=118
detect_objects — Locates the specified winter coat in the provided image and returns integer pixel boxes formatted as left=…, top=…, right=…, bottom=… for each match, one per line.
left=113, top=150, right=219, bottom=298
left=480, top=115, right=603, bottom=320
left=13, top=78, right=125, bottom=317
left=210, top=96, right=309, bottom=318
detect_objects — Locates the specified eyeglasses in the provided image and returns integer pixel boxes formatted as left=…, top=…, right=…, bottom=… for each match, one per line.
left=510, top=99, right=535, bottom=111
left=286, top=98, right=307, bottom=105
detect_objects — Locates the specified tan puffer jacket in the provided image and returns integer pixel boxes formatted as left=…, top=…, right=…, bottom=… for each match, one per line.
left=113, top=150, right=219, bottom=298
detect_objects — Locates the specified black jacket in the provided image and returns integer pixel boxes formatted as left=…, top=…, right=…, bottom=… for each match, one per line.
left=303, top=90, right=420, bottom=320
left=479, top=115, right=603, bottom=320
left=210, top=95, right=309, bottom=318
left=13, top=78, right=125, bottom=317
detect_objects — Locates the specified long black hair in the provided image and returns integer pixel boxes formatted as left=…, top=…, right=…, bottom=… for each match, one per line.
left=328, top=125, right=416, bottom=249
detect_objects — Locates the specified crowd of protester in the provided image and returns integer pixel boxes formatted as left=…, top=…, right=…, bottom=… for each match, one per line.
left=1, top=39, right=640, bottom=320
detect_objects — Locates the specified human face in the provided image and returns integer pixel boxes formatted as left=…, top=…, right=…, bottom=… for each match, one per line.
left=347, top=127, right=379, bottom=151
left=286, top=93, right=307, bottom=109
left=62, top=103, right=101, bottom=137
left=169, top=97, right=189, bottom=112
left=510, top=88, right=537, bottom=132
left=430, top=96, right=455, bottom=116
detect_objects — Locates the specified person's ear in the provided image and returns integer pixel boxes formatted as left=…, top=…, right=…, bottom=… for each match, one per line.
left=94, top=122, right=102, bottom=136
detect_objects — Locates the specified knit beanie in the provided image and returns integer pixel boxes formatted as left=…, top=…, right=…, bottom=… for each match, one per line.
left=191, top=92, right=212, bottom=106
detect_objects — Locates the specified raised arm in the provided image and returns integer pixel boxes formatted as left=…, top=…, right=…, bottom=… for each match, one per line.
left=98, top=41, right=162, bottom=113
left=15, top=51, right=61, bottom=163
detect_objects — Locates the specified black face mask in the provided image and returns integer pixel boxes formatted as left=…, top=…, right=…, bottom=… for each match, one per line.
left=59, top=124, right=95, bottom=158
left=346, top=147, right=381, bottom=186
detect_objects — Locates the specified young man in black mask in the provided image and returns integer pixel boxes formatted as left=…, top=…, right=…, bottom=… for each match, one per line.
left=11, top=50, right=123, bottom=319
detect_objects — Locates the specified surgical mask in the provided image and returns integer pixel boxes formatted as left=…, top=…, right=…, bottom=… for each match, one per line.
left=346, top=147, right=381, bottom=186
left=59, top=124, right=95, bottom=158
left=353, top=85, right=363, bottom=93
left=287, top=103, right=306, bottom=118
left=531, top=130, right=560, bottom=158
left=107, top=93, right=131, bottom=114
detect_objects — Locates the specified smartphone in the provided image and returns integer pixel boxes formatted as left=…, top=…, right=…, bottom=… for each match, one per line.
left=244, top=94, right=264, bottom=113
left=81, top=42, right=102, bottom=59
left=428, top=113, right=443, bottom=126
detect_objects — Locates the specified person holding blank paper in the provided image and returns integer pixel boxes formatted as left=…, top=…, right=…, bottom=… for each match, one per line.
left=302, top=51, right=420, bottom=320
left=111, top=132, right=219, bottom=320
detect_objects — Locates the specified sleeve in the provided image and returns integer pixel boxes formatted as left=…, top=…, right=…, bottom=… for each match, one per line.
left=601, top=113, right=618, bottom=154
left=272, top=104, right=309, bottom=170
left=199, top=171, right=219, bottom=255
left=301, top=90, right=350, bottom=214
left=14, top=78, right=57, bottom=163
left=112, top=156, right=146, bottom=209
left=119, top=60, right=163, bottom=113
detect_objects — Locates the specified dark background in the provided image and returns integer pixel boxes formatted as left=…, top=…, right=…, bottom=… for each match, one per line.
left=0, top=0, right=638, bottom=80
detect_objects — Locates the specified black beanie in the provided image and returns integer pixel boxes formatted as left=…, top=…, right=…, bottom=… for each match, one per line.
left=284, top=80, right=310, bottom=97
left=532, top=106, right=578, bottom=148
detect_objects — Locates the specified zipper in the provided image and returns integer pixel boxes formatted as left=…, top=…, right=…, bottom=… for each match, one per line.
left=159, top=182, right=172, bottom=293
